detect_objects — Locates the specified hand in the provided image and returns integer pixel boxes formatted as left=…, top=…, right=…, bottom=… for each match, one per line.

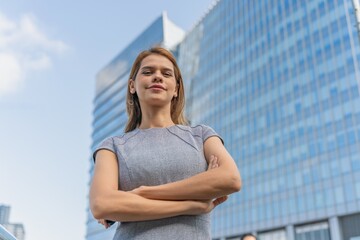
left=129, top=185, right=146, bottom=196
left=207, top=155, right=219, bottom=170
left=96, top=219, right=111, bottom=229
left=202, top=155, right=228, bottom=213
left=191, top=195, right=228, bottom=214
left=203, top=195, right=228, bottom=213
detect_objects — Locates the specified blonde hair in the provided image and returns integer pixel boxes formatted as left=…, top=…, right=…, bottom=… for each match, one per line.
left=125, top=47, right=188, bottom=132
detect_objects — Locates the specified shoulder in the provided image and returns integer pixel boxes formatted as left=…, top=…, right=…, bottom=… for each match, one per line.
left=93, top=130, right=142, bottom=161
left=95, top=129, right=141, bottom=150
left=111, top=129, right=141, bottom=145
left=171, top=124, right=220, bottom=142
left=171, top=124, right=209, bottom=135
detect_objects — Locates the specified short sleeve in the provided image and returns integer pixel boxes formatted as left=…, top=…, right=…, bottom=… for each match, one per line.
left=201, top=125, right=224, bottom=144
left=92, top=137, right=115, bottom=163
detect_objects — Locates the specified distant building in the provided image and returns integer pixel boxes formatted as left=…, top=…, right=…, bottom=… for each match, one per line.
left=1, top=224, right=25, bottom=240
left=0, top=205, right=25, bottom=240
left=0, top=205, right=10, bottom=225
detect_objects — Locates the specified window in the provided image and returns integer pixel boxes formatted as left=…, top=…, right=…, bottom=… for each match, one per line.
left=310, top=9, right=317, bottom=21
left=324, top=44, right=331, bottom=59
left=333, top=39, right=341, bottom=54
left=258, top=229, right=287, bottom=240
left=295, top=222, right=331, bottom=240
left=321, top=27, right=329, bottom=38
left=318, top=2, right=326, bottom=16
left=330, top=21, right=339, bottom=33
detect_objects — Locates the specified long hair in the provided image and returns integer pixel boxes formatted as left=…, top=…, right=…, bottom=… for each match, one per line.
left=125, top=47, right=188, bottom=132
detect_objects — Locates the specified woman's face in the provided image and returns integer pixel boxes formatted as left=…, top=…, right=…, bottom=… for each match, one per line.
left=129, top=54, right=178, bottom=109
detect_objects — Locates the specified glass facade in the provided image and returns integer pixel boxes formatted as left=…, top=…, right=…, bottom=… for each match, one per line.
left=86, top=13, right=184, bottom=240
left=178, top=0, right=360, bottom=239
left=88, top=0, right=360, bottom=239
left=259, top=229, right=287, bottom=240
left=340, top=213, right=360, bottom=239
left=295, top=222, right=331, bottom=240
left=0, top=205, right=24, bottom=240
left=0, top=224, right=17, bottom=240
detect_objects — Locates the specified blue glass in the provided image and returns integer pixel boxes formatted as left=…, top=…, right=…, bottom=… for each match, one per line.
left=177, top=0, right=360, bottom=238
left=89, top=0, right=360, bottom=239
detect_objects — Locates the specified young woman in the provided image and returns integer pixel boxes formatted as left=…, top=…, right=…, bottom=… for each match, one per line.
left=90, top=47, right=241, bottom=239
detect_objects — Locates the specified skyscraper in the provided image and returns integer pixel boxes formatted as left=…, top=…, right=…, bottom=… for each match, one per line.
left=88, top=0, right=360, bottom=239
left=0, top=205, right=25, bottom=240
left=86, top=12, right=185, bottom=240
left=178, top=0, right=360, bottom=239
left=0, top=205, right=10, bottom=225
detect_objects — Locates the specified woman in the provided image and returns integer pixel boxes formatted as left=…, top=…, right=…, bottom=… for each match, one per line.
left=90, top=47, right=241, bottom=239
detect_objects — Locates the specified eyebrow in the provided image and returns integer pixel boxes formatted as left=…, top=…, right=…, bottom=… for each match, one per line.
left=140, top=66, right=174, bottom=72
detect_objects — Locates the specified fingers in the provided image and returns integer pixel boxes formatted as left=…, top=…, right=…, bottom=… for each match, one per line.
left=129, top=186, right=144, bottom=196
left=97, top=219, right=110, bottom=229
left=207, top=155, right=219, bottom=171
left=196, top=195, right=229, bottom=214
left=212, top=195, right=228, bottom=207
left=212, top=156, right=218, bottom=169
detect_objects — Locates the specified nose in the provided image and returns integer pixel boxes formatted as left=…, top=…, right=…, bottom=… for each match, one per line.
left=152, top=70, right=163, bottom=83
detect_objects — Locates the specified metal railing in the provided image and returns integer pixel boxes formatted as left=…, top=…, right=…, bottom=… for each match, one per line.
left=0, top=224, right=17, bottom=240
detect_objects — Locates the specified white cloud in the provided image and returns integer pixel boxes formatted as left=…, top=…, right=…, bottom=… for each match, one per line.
left=0, top=53, right=22, bottom=95
left=0, top=12, right=69, bottom=96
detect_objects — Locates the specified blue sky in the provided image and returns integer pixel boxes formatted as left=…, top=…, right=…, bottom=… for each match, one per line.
left=0, top=1, right=214, bottom=239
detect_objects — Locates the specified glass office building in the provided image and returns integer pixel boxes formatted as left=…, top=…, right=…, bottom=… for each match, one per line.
left=86, top=13, right=184, bottom=240
left=177, top=0, right=360, bottom=239
left=0, top=205, right=25, bottom=240
left=88, top=0, right=360, bottom=239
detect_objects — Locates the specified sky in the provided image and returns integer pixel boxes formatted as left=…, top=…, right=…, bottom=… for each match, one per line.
left=0, top=1, right=215, bottom=239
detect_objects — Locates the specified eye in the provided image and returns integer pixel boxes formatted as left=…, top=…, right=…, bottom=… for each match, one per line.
left=142, top=70, right=152, bottom=75
left=163, top=72, right=173, bottom=77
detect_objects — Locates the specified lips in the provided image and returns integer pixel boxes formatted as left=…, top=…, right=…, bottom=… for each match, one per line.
left=148, top=84, right=166, bottom=90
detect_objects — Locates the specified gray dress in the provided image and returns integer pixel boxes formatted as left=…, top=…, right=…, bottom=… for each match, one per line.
left=93, top=124, right=222, bottom=240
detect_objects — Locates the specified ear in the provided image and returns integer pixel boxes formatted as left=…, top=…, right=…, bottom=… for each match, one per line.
left=174, top=83, right=179, bottom=98
left=129, top=79, right=136, bottom=94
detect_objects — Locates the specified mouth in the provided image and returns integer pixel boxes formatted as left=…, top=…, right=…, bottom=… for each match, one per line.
left=148, top=85, right=166, bottom=90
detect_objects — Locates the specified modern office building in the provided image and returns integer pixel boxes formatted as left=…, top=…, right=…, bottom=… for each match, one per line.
left=0, top=205, right=25, bottom=240
left=85, top=12, right=185, bottom=240
left=1, top=224, right=25, bottom=240
left=177, top=0, right=360, bottom=239
left=0, top=206, right=10, bottom=225
left=88, top=0, right=360, bottom=239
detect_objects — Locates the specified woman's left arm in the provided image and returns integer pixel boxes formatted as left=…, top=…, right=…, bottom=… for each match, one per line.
left=132, top=136, right=241, bottom=200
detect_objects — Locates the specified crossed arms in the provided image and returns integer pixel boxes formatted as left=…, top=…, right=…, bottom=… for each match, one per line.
left=89, top=136, right=241, bottom=224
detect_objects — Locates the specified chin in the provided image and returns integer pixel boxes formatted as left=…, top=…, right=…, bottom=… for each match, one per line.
left=147, top=97, right=172, bottom=105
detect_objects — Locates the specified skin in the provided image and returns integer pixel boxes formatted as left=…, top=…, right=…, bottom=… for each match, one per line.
left=129, top=54, right=178, bottom=129
left=243, top=236, right=257, bottom=240
left=90, top=54, right=241, bottom=228
left=95, top=153, right=222, bottom=228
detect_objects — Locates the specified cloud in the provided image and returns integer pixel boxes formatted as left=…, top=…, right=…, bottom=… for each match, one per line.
left=0, top=12, right=69, bottom=96
left=0, top=53, right=22, bottom=94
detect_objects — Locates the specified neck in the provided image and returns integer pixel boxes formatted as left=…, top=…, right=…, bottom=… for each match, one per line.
left=139, top=105, right=174, bottom=129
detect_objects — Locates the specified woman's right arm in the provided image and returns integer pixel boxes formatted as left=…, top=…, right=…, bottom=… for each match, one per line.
left=90, top=149, right=226, bottom=222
